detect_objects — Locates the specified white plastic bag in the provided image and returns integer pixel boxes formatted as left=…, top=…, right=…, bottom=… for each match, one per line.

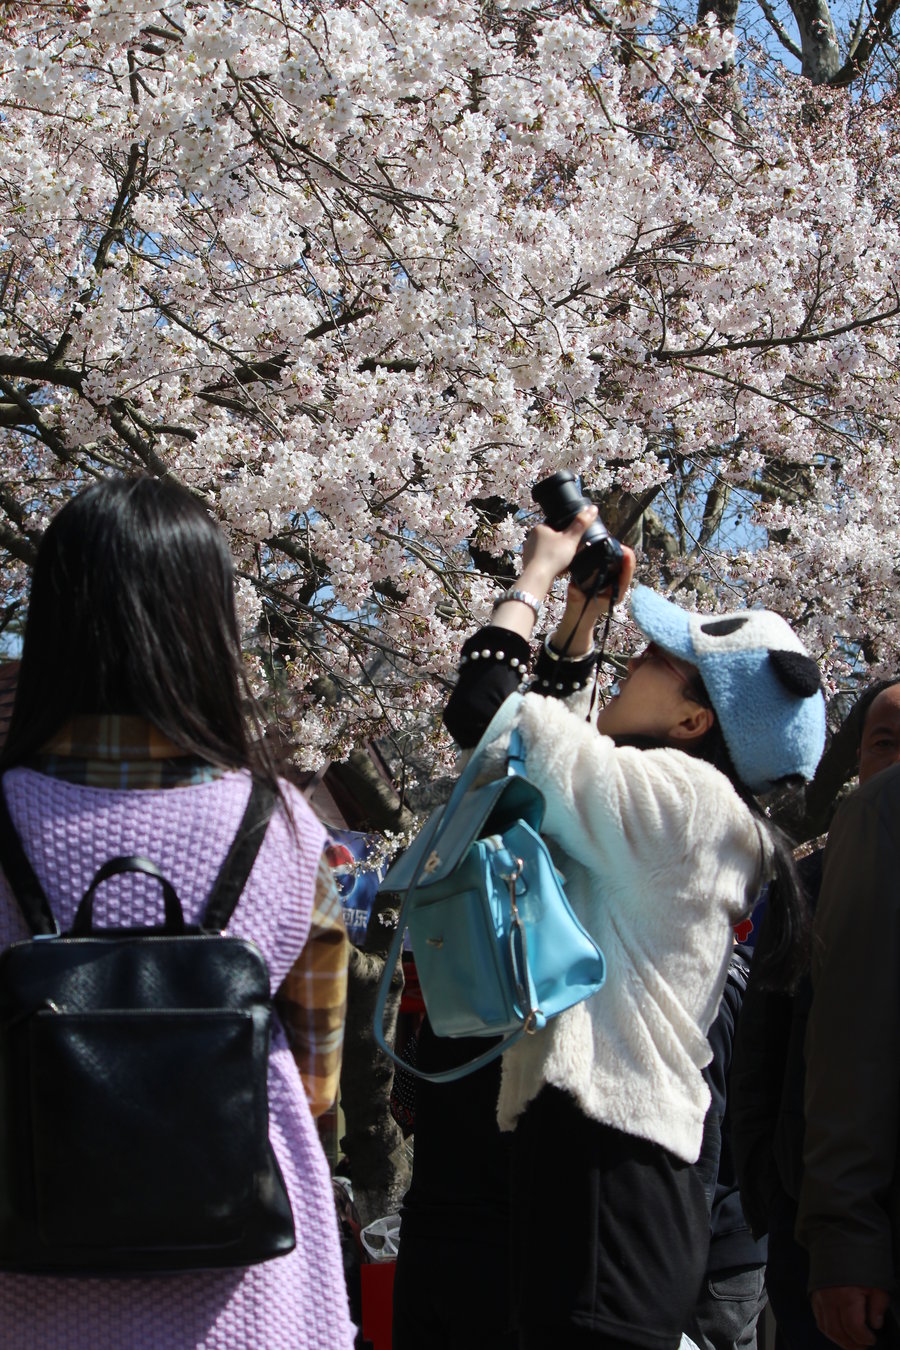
left=359, top=1213, right=401, bottom=1262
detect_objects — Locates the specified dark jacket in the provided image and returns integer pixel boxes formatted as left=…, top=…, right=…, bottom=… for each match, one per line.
left=697, top=944, right=768, bottom=1273
left=798, top=764, right=900, bottom=1294
left=730, top=850, right=822, bottom=1240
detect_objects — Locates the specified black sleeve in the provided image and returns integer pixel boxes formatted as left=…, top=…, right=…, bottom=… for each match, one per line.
left=443, top=626, right=601, bottom=748
left=443, top=627, right=531, bottom=748
left=730, top=850, right=821, bottom=1239
left=696, top=973, right=739, bottom=1212
left=798, top=783, right=900, bottom=1291
left=730, top=939, right=794, bottom=1238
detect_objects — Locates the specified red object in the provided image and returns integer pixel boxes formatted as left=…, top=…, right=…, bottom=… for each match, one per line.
left=733, top=918, right=754, bottom=942
left=360, top=1261, right=396, bottom=1350
left=399, top=955, right=426, bottom=1014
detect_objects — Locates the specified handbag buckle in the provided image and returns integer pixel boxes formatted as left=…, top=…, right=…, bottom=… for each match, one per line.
left=503, top=859, right=539, bottom=1028
left=499, top=856, right=524, bottom=900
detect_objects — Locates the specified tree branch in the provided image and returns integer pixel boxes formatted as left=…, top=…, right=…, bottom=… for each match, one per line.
left=756, top=0, right=804, bottom=58
left=92, top=142, right=142, bottom=276
left=830, top=0, right=900, bottom=86
left=0, top=377, right=72, bottom=462
left=0, top=514, right=37, bottom=565
left=0, top=357, right=82, bottom=390
left=649, top=295, right=900, bottom=360
left=108, top=403, right=172, bottom=477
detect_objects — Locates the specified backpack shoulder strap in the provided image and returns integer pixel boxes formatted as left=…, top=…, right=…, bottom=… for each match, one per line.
left=0, top=780, right=59, bottom=936
left=201, top=779, right=277, bottom=933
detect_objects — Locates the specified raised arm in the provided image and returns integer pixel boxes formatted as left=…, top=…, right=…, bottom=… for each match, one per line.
left=444, top=508, right=635, bottom=746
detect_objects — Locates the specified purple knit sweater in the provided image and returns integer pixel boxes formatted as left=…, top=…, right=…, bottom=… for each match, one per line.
left=0, top=768, right=355, bottom=1350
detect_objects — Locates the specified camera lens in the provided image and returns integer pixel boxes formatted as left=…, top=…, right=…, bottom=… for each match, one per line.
left=532, top=471, right=624, bottom=595
left=531, top=471, right=587, bottom=531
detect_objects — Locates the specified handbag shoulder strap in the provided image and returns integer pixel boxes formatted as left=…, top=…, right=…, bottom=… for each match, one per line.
left=507, top=728, right=527, bottom=777
left=0, top=779, right=59, bottom=936
left=419, top=693, right=527, bottom=831
left=373, top=701, right=534, bottom=1083
left=373, top=862, right=531, bottom=1081
left=375, top=952, right=530, bottom=1081
left=201, top=779, right=277, bottom=932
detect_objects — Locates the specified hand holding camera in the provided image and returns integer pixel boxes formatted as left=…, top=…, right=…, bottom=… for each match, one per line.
left=525, top=473, right=635, bottom=658
left=531, top=471, right=626, bottom=597
left=493, top=471, right=634, bottom=649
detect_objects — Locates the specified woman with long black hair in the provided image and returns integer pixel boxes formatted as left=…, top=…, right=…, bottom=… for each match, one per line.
left=0, top=476, right=355, bottom=1350
left=439, top=505, right=825, bottom=1350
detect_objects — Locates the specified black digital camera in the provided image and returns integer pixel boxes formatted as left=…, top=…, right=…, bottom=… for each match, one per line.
left=531, top=471, right=624, bottom=594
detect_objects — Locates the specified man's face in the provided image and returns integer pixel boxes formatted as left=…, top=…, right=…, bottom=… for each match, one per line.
left=858, top=685, right=900, bottom=784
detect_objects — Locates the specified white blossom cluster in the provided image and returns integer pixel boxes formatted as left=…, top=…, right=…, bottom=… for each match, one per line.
left=1, top=0, right=898, bottom=766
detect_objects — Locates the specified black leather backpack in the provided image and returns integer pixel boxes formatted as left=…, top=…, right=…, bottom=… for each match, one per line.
left=0, top=779, right=296, bottom=1274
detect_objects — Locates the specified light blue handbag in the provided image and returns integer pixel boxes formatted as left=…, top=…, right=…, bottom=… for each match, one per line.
left=373, top=715, right=606, bottom=1082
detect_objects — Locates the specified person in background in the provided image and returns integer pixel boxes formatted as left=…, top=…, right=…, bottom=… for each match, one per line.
left=732, top=680, right=900, bottom=1350
left=0, top=477, right=354, bottom=1350
left=685, top=940, right=769, bottom=1350
left=797, top=682, right=900, bottom=1350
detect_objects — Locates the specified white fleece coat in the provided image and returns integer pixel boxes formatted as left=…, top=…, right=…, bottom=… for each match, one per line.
left=476, top=692, right=772, bottom=1165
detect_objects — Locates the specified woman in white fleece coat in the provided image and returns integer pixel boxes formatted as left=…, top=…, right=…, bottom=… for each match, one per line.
left=440, top=506, right=826, bottom=1350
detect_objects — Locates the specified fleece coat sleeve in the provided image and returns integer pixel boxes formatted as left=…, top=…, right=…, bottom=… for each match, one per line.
left=481, top=691, right=763, bottom=917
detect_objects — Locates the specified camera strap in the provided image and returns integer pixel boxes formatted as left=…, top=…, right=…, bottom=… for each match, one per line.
left=587, top=589, right=618, bottom=722
left=547, top=577, right=620, bottom=723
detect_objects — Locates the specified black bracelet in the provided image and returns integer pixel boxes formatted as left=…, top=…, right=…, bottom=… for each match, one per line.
left=533, top=636, right=598, bottom=694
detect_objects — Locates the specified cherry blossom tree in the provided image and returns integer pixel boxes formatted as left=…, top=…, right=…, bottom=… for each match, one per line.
left=5, top=0, right=900, bottom=1222
left=1, top=0, right=899, bottom=787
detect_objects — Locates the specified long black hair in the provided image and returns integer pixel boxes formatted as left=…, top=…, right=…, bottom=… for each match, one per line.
left=1, top=476, right=282, bottom=792
left=682, top=672, right=811, bottom=992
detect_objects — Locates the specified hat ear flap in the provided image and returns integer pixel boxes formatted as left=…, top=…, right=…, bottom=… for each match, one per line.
left=768, top=649, right=822, bottom=698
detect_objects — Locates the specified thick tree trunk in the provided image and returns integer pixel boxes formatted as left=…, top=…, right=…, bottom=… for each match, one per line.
left=786, top=0, right=842, bottom=82
left=698, top=0, right=740, bottom=32
left=695, top=0, right=754, bottom=134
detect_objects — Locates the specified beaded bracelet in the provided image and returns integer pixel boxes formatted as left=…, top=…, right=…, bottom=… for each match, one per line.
left=459, top=646, right=529, bottom=681
left=542, top=635, right=599, bottom=664
left=535, top=676, right=590, bottom=692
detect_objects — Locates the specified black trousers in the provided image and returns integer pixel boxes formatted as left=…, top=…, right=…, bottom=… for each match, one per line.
left=392, top=1218, right=516, bottom=1350
left=512, top=1087, right=710, bottom=1350
left=764, top=1196, right=832, bottom=1350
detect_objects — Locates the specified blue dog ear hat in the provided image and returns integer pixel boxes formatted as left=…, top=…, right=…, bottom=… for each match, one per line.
left=629, top=585, right=826, bottom=794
